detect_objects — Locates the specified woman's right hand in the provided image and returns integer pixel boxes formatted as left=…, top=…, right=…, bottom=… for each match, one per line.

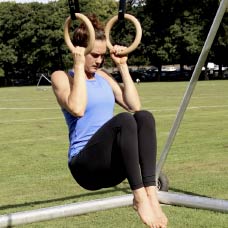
left=72, top=46, right=86, bottom=67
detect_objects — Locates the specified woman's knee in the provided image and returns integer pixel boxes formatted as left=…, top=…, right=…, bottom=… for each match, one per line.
left=116, top=112, right=137, bottom=128
left=134, top=110, right=155, bottom=126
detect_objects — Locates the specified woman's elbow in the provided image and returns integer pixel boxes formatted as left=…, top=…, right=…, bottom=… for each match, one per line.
left=67, top=99, right=86, bottom=117
left=128, top=104, right=141, bottom=113
left=133, top=104, right=141, bottom=112
left=67, top=104, right=85, bottom=117
left=70, top=108, right=85, bottom=117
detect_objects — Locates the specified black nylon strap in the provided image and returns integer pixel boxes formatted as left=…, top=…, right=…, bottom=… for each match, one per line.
left=68, top=0, right=80, bottom=20
left=118, top=0, right=126, bottom=21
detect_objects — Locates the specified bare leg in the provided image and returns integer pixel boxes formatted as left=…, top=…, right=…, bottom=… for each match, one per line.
left=145, top=186, right=168, bottom=227
left=133, top=187, right=167, bottom=228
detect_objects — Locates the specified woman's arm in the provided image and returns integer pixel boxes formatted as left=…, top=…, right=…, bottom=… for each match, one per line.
left=117, top=63, right=141, bottom=111
left=51, top=47, right=87, bottom=117
left=100, top=45, right=141, bottom=112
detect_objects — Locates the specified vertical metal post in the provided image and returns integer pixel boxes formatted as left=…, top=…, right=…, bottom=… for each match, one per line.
left=156, top=0, right=228, bottom=177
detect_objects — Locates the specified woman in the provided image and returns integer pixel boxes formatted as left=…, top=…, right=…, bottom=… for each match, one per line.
left=51, top=14, right=167, bottom=228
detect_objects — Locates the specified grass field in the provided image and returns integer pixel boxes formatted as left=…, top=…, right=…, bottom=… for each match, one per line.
left=0, top=81, right=228, bottom=228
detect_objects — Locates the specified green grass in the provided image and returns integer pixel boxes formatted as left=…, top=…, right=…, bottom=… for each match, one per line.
left=0, top=81, right=228, bottom=227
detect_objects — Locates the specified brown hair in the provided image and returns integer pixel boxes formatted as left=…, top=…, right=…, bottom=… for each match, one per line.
left=72, top=14, right=106, bottom=47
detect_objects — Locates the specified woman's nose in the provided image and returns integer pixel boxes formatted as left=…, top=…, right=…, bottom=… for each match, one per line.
left=96, top=56, right=103, bottom=64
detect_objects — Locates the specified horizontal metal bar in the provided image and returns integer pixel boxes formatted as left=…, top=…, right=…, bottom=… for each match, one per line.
left=0, top=195, right=133, bottom=227
left=159, top=191, right=228, bottom=213
left=0, top=192, right=227, bottom=227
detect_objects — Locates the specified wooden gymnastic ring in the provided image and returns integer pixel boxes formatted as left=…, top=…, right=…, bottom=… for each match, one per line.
left=105, top=14, right=142, bottom=55
left=64, top=13, right=95, bottom=55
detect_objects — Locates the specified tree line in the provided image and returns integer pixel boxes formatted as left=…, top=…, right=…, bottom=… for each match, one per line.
left=0, top=0, right=227, bottom=85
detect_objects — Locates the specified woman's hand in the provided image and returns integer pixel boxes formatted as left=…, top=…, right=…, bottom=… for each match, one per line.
left=72, top=46, right=86, bottom=67
left=110, top=45, right=128, bottom=65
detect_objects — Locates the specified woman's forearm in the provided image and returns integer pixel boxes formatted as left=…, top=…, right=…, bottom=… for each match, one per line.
left=68, top=65, right=87, bottom=117
left=118, top=63, right=141, bottom=111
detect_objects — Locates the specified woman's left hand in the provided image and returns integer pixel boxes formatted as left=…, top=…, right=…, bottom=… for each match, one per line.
left=110, top=45, right=128, bottom=65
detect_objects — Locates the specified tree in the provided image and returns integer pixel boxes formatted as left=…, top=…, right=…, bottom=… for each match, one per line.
left=0, top=0, right=118, bottom=85
left=136, top=0, right=227, bottom=80
left=0, top=0, right=227, bottom=85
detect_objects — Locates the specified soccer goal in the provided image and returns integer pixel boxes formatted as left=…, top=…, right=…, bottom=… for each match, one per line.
left=36, top=73, right=52, bottom=90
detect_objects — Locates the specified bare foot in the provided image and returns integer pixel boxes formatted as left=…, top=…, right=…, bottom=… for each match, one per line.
left=133, top=188, right=164, bottom=228
left=145, top=186, right=168, bottom=227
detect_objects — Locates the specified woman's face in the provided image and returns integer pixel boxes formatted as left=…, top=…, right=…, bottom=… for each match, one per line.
left=84, top=40, right=107, bottom=75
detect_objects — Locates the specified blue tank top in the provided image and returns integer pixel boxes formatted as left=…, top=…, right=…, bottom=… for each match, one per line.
left=63, top=71, right=115, bottom=162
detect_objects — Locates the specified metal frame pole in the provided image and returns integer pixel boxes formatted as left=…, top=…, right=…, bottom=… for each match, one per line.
left=1, top=2, right=227, bottom=228
left=156, top=0, right=228, bottom=177
left=0, top=193, right=227, bottom=227
left=158, top=192, right=228, bottom=213
left=0, top=195, right=133, bottom=228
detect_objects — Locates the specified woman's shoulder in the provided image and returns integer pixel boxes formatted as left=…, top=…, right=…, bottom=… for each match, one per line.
left=51, top=70, right=69, bottom=82
left=51, top=70, right=70, bottom=88
left=51, top=70, right=68, bottom=78
left=96, top=69, right=117, bottom=83
left=97, top=68, right=111, bottom=76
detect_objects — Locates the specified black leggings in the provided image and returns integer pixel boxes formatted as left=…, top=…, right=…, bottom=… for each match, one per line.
left=69, top=110, right=157, bottom=191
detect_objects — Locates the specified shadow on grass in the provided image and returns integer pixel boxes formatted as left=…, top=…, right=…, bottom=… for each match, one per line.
left=0, top=184, right=131, bottom=212
left=169, top=187, right=214, bottom=198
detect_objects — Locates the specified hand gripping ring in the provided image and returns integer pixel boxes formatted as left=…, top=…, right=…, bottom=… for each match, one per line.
left=105, top=14, right=142, bottom=56
left=64, top=13, right=95, bottom=55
